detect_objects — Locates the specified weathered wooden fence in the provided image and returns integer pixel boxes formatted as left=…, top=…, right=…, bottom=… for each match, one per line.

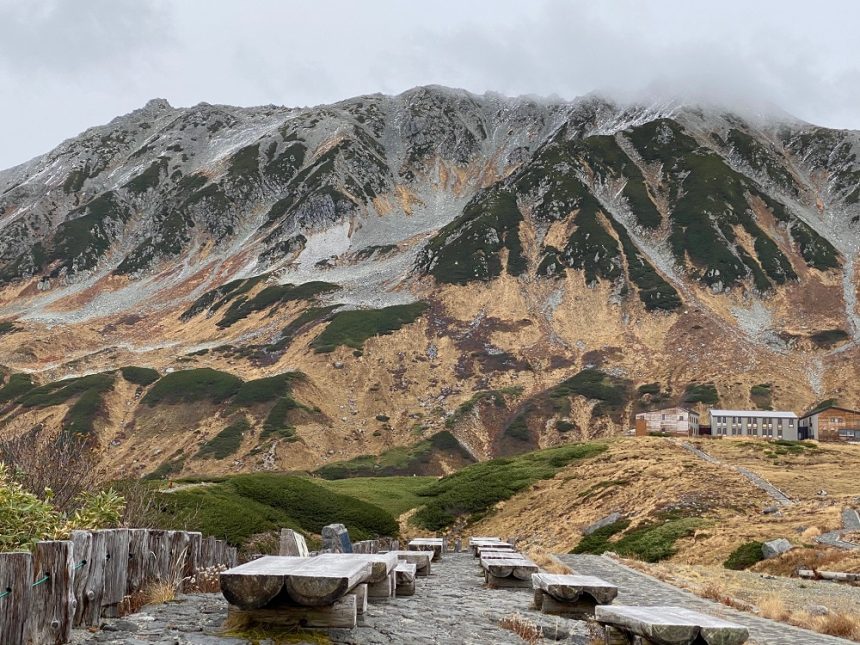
left=0, top=528, right=237, bottom=645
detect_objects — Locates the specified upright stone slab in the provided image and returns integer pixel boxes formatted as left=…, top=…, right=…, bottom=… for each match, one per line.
left=321, top=523, right=353, bottom=553
left=0, top=552, right=33, bottom=645
left=279, top=529, right=310, bottom=557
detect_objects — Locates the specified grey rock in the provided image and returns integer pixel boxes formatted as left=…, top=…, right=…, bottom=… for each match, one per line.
left=761, top=538, right=794, bottom=559
left=806, top=605, right=830, bottom=616
left=584, top=512, right=624, bottom=535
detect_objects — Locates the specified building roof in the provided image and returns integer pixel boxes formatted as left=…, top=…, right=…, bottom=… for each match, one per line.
left=799, top=403, right=860, bottom=419
left=709, top=409, right=798, bottom=419
left=635, top=406, right=697, bottom=418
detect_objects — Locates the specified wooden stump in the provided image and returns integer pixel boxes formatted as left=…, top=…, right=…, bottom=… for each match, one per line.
left=0, top=551, right=33, bottom=645
left=168, top=530, right=191, bottom=584
left=146, top=529, right=170, bottom=582
left=28, top=540, right=75, bottom=645
left=186, top=532, right=203, bottom=578
left=200, top=535, right=217, bottom=569
left=70, top=530, right=92, bottom=627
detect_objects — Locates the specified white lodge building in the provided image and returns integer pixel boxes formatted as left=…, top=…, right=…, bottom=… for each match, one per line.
left=709, top=409, right=799, bottom=440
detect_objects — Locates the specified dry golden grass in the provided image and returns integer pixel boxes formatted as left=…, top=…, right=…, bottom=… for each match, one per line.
left=752, top=546, right=854, bottom=577
left=141, top=580, right=178, bottom=605
left=523, top=544, right=573, bottom=574
left=813, top=612, right=860, bottom=640
left=758, top=594, right=791, bottom=621
left=499, top=613, right=543, bottom=644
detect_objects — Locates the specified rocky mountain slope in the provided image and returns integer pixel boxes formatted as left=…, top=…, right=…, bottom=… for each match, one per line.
left=0, top=86, right=858, bottom=479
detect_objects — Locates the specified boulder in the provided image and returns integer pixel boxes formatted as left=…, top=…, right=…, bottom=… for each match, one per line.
left=806, top=605, right=830, bottom=616
left=761, top=538, right=793, bottom=559
left=584, top=513, right=623, bottom=536
left=322, top=523, right=353, bottom=553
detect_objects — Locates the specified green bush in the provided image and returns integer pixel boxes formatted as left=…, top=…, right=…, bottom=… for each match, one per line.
left=683, top=382, right=719, bottom=405
left=141, top=368, right=242, bottom=405
left=217, top=282, right=338, bottom=328
left=412, top=442, right=606, bottom=530
left=195, top=418, right=250, bottom=460
left=120, top=366, right=160, bottom=386
left=571, top=519, right=630, bottom=554
left=724, top=541, right=765, bottom=570
left=311, top=303, right=428, bottom=353
left=63, top=389, right=104, bottom=438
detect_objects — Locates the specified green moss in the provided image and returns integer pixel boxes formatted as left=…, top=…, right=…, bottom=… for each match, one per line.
left=310, top=302, right=428, bottom=353
left=683, top=382, right=719, bottom=405
left=315, top=431, right=475, bottom=479
left=120, top=366, right=160, bottom=386
left=412, top=442, right=607, bottom=530
left=195, top=417, right=250, bottom=460
left=217, top=281, right=339, bottom=328
left=723, top=541, right=765, bottom=570
left=315, top=476, right=436, bottom=517
left=0, top=373, right=34, bottom=403
left=141, top=368, right=242, bottom=406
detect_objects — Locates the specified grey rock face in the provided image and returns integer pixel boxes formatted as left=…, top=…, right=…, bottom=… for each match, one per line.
left=583, top=512, right=624, bottom=536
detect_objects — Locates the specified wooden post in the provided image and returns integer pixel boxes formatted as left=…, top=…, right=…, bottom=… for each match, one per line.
left=214, top=540, right=226, bottom=567
left=201, top=536, right=216, bottom=568
left=186, top=532, right=203, bottom=578
left=146, top=529, right=170, bottom=581
left=168, top=531, right=191, bottom=585
left=81, top=530, right=108, bottom=626
left=126, top=529, right=149, bottom=595
left=70, top=530, right=92, bottom=627
left=102, top=529, right=130, bottom=617
left=0, top=552, right=33, bottom=645
left=226, top=546, right=238, bottom=568
left=28, top=540, right=75, bottom=645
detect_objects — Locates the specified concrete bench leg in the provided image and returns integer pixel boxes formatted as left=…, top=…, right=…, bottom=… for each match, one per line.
left=486, top=573, right=532, bottom=589
left=367, top=571, right=395, bottom=600
left=227, top=594, right=358, bottom=629
left=541, top=595, right=598, bottom=619
left=348, top=583, right=368, bottom=615
left=533, top=588, right=545, bottom=610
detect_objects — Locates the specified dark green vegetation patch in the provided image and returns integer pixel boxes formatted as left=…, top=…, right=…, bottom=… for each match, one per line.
left=141, top=368, right=242, bottom=406
left=315, top=431, right=475, bottom=479
left=0, top=373, right=35, bottom=404
left=683, top=382, right=719, bottom=405
left=232, top=372, right=304, bottom=407
left=723, top=541, right=765, bottom=570
left=149, top=474, right=398, bottom=546
left=195, top=417, right=251, bottom=460
left=572, top=513, right=707, bottom=562
left=311, top=302, right=428, bottom=353
left=412, top=442, right=606, bottom=530
left=217, top=282, right=339, bottom=329
left=750, top=384, right=772, bottom=410
left=120, top=366, right=160, bottom=386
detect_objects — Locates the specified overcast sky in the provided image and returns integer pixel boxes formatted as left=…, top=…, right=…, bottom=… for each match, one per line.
left=1, top=0, right=859, bottom=169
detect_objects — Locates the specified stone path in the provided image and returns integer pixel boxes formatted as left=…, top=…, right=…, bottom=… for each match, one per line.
left=816, top=508, right=860, bottom=550
left=679, top=441, right=794, bottom=506
left=72, top=554, right=591, bottom=644
left=560, top=554, right=851, bottom=645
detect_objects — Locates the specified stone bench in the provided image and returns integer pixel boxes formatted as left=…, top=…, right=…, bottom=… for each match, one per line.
left=480, top=556, right=539, bottom=588
left=395, top=562, right=418, bottom=596
left=314, top=552, right=398, bottom=600
left=221, top=555, right=373, bottom=629
left=476, top=547, right=521, bottom=559
left=595, top=605, right=749, bottom=645
left=385, top=550, right=433, bottom=576
left=531, top=573, right=618, bottom=618
left=407, top=538, right=444, bottom=561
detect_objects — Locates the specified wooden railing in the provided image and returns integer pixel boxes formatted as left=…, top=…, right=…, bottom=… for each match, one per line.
left=0, top=528, right=237, bottom=645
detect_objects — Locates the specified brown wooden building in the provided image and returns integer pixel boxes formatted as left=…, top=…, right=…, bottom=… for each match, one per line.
left=798, top=404, right=860, bottom=442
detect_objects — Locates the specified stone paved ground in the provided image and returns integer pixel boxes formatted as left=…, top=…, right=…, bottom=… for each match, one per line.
left=560, top=554, right=852, bottom=645
left=71, top=553, right=591, bottom=644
